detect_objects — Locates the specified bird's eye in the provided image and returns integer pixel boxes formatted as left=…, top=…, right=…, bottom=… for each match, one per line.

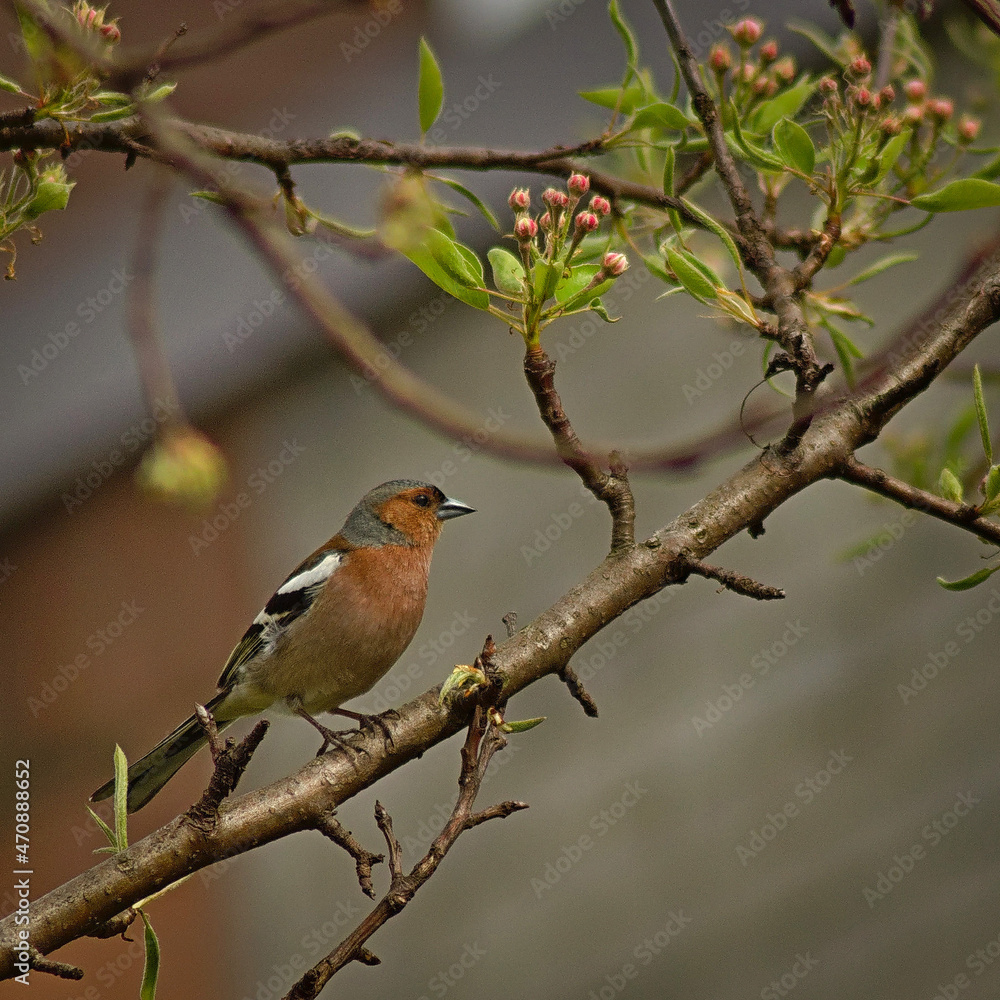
left=413, top=494, right=431, bottom=508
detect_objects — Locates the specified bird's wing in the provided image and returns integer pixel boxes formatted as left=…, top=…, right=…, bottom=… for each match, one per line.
left=216, top=548, right=345, bottom=689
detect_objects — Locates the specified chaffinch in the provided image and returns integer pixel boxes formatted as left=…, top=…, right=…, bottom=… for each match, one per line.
left=92, top=480, right=475, bottom=812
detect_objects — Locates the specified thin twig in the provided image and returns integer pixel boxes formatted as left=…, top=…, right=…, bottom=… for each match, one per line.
left=687, top=560, right=786, bottom=600
left=284, top=708, right=528, bottom=999
left=557, top=664, right=600, bottom=717
left=838, top=457, right=1000, bottom=546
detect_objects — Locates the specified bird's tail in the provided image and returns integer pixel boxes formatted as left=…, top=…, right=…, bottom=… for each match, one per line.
left=91, top=692, right=234, bottom=813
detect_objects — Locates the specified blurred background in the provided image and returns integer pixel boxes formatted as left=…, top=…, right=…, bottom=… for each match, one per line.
left=4, top=0, right=1000, bottom=997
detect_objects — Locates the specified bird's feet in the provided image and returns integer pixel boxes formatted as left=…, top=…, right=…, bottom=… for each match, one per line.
left=295, top=708, right=362, bottom=758
left=330, top=707, right=398, bottom=750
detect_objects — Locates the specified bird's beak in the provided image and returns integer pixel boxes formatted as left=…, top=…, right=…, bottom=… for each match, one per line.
left=437, top=496, right=476, bottom=520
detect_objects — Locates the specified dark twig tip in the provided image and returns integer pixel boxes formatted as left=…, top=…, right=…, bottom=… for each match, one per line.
left=558, top=663, right=600, bottom=717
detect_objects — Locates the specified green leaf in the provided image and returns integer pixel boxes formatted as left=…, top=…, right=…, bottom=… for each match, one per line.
left=937, top=565, right=1000, bottom=590
left=750, top=80, right=817, bottom=133
left=500, top=716, right=546, bottom=734
left=0, top=72, right=24, bottom=94
left=608, top=0, right=638, bottom=80
left=93, top=90, right=133, bottom=106
left=434, top=177, right=499, bottom=231
left=487, top=248, right=525, bottom=295
left=875, top=129, right=911, bottom=183
left=190, top=190, right=226, bottom=205
left=986, top=464, right=1000, bottom=503
left=113, top=745, right=129, bottom=850
left=847, top=252, right=918, bottom=285
left=554, top=266, right=615, bottom=313
left=89, top=106, right=136, bottom=122
left=579, top=85, right=646, bottom=113
left=827, top=325, right=863, bottom=389
left=727, top=105, right=785, bottom=172
left=679, top=197, right=742, bottom=275
left=143, top=82, right=177, bottom=104
left=532, top=259, right=561, bottom=304
left=24, top=171, right=74, bottom=220
left=663, top=146, right=675, bottom=196
left=772, top=118, right=815, bottom=176
left=16, top=6, right=48, bottom=68
left=417, top=37, right=444, bottom=134
left=400, top=230, right=489, bottom=311
left=628, top=102, right=690, bottom=132
left=911, top=178, right=1000, bottom=213
left=665, top=247, right=717, bottom=303
left=939, top=467, right=965, bottom=504
left=974, top=363, right=992, bottom=465
left=788, top=21, right=844, bottom=63
left=139, top=911, right=160, bottom=1000
left=588, top=298, right=619, bottom=322
left=973, top=150, right=1000, bottom=180
left=86, top=806, right=118, bottom=852
left=310, top=212, right=376, bottom=239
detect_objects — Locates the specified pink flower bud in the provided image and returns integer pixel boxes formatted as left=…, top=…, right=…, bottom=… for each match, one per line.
left=759, top=40, right=778, bottom=64
left=568, top=174, right=590, bottom=196
left=574, top=211, right=599, bottom=232
left=602, top=252, right=629, bottom=276
left=773, top=56, right=795, bottom=83
left=539, top=211, right=552, bottom=230
left=903, top=103, right=924, bottom=125
left=879, top=84, right=895, bottom=105
left=855, top=87, right=872, bottom=108
left=879, top=115, right=902, bottom=136
left=542, top=187, right=569, bottom=208
left=100, top=21, right=121, bottom=42
left=927, top=97, right=954, bottom=122
left=903, top=79, right=926, bottom=102
left=514, top=217, right=537, bottom=242
left=589, top=195, right=611, bottom=216
left=709, top=44, right=732, bottom=73
left=731, top=18, right=763, bottom=47
left=819, top=76, right=838, bottom=95
left=508, top=187, right=530, bottom=211
left=740, top=64, right=756, bottom=84
left=958, top=114, right=981, bottom=143
left=848, top=55, right=872, bottom=78
left=752, top=76, right=769, bottom=96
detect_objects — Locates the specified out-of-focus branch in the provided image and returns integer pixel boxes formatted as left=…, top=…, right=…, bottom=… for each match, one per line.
left=285, top=706, right=527, bottom=999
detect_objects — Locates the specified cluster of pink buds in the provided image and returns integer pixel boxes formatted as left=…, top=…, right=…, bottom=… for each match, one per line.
left=506, top=175, right=628, bottom=282
left=731, top=18, right=762, bottom=48
left=72, top=1, right=121, bottom=42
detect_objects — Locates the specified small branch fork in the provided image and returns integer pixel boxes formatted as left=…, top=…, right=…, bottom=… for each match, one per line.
left=522, top=346, right=635, bottom=553
left=283, top=701, right=527, bottom=999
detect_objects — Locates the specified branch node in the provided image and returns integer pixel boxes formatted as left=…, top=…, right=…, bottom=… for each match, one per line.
left=87, top=907, right=137, bottom=939
left=316, top=813, right=384, bottom=900
left=28, top=947, right=83, bottom=980
left=186, top=715, right=269, bottom=831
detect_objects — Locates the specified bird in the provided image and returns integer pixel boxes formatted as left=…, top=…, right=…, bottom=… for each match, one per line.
left=92, top=479, right=475, bottom=812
